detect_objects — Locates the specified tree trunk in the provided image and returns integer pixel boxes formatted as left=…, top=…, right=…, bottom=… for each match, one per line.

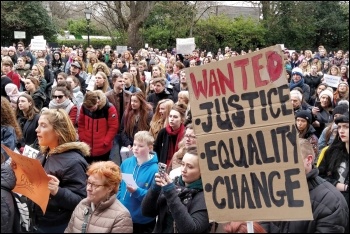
left=127, top=22, right=142, bottom=48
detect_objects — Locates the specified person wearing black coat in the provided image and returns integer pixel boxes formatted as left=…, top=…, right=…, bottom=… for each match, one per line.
left=261, top=139, right=349, bottom=233
left=147, top=78, right=173, bottom=113
left=1, top=157, right=17, bottom=233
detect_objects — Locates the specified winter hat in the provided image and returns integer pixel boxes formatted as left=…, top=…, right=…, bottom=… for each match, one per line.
left=295, top=110, right=312, bottom=124
left=319, top=89, right=333, bottom=103
left=335, top=111, right=349, bottom=124
left=338, top=81, right=349, bottom=88
left=8, top=46, right=16, bottom=52
left=292, top=67, right=303, bottom=77
left=333, top=100, right=349, bottom=116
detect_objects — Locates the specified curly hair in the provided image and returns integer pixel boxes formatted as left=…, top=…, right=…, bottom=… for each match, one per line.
left=1, top=97, right=22, bottom=139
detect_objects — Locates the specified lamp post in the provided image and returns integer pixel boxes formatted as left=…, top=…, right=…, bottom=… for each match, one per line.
left=84, top=8, right=92, bottom=47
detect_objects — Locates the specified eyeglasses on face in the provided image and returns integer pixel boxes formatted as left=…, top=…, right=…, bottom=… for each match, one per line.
left=53, top=95, right=64, bottom=99
left=86, top=180, right=105, bottom=190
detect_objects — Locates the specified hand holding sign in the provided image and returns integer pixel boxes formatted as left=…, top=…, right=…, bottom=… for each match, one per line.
left=1, top=144, right=50, bottom=214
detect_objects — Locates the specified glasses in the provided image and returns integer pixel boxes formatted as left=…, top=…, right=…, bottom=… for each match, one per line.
left=53, top=95, right=64, bottom=99
left=86, top=180, right=105, bottom=190
left=185, top=135, right=196, bottom=140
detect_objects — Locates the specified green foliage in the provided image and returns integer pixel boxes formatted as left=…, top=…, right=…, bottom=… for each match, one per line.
left=262, top=1, right=349, bottom=51
left=1, top=1, right=57, bottom=46
left=57, top=39, right=124, bottom=49
left=194, top=15, right=267, bottom=52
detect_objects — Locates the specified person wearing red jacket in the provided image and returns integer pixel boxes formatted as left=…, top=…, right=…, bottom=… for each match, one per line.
left=78, top=90, right=119, bottom=164
left=1, top=59, right=20, bottom=89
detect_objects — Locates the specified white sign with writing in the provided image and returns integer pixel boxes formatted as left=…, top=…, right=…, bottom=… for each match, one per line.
left=176, top=37, right=195, bottom=55
left=116, top=46, right=128, bottom=55
left=14, top=31, right=26, bottom=39
left=30, top=39, right=46, bottom=50
left=323, top=74, right=341, bottom=88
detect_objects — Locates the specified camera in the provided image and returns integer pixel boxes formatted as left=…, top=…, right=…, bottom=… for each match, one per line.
left=158, top=162, right=167, bottom=178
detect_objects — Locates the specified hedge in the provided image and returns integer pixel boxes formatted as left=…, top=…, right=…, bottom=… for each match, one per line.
left=56, top=39, right=121, bottom=49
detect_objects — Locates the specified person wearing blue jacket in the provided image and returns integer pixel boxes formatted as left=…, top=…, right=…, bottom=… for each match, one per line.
left=117, top=131, right=158, bottom=233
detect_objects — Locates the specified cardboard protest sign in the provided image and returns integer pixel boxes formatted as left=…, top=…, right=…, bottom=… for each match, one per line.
left=176, top=38, right=195, bottom=55
left=185, top=45, right=312, bottom=222
left=2, top=144, right=50, bottom=214
left=323, top=74, right=341, bottom=88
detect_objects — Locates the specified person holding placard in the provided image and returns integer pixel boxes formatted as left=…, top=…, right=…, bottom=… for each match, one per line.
left=117, top=131, right=158, bottom=233
left=33, top=109, right=89, bottom=233
left=141, top=146, right=211, bottom=233
left=261, top=139, right=348, bottom=233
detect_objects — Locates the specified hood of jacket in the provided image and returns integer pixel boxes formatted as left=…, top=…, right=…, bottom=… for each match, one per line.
left=46, top=141, right=90, bottom=157
left=1, top=163, right=16, bottom=190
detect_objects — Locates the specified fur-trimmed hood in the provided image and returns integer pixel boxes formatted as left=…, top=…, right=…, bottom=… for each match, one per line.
left=94, top=90, right=107, bottom=110
left=46, top=141, right=90, bottom=157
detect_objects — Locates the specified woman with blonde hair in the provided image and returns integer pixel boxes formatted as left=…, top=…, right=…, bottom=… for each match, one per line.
left=87, top=54, right=99, bottom=74
left=129, top=65, right=146, bottom=94
left=33, top=109, right=89, bottom=233
left=93, top=71, right=111, bottom=93
left=149, top=99, right=174, bottom=140
left=1, top=97, right=22, bottom=159
left=328, top=65, right=341, bottom=77
left=304, top=50, right=313, bottom=65
left=299, top=59, right=311, bottom=75
left=30, top=63, right=47, bottom=92
left=65, top=161, right=133, bottom=233
left=123, top=51, right=133, bottom=69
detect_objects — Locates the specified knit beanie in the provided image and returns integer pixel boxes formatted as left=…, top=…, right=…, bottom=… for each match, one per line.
left=319, top=89, right=333, bottom=103
left=295, top=110, right=312, bottom=124
left=292, top=67, right=303, bottom=77
left=335, top=111, right=349, bottom=124
left=8, top=46, right=16, bottom=52
left=333, top=101, right=349, bottom=116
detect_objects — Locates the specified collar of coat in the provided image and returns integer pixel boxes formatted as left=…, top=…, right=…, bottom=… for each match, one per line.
left=46, top=141, right=90, bottom=157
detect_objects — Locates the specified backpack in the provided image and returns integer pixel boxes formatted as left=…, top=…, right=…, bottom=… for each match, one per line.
left=1, top=186, right=33, bottom=233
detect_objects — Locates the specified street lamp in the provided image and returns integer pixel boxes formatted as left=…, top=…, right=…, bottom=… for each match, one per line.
left=84, top=8, right=92, bottom=47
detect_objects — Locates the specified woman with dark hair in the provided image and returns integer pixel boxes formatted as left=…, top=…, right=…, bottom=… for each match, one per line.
left=154, top=103, right=186, bottom=166
left=290, top=52, right=300, bottom=69
left=116, top=58, right=128, bottom=73
left=308, top=82, right=328, bottom=107
left=24, top=76, right=46, bottom=110
left=295, top=110, right=319, bottom=156
left=120, top=92, right=153, bottom=150
left=311, top=89, right=334, bottom=138
left=16, top=93, right=40, bottom=151
left=319, top=112, right=349, bottom=232
left=51, top=51, right=65, bottom=80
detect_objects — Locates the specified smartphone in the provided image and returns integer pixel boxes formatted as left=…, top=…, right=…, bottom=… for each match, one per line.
left=158, top=162, right=167, bottom=178
left=315, top=101, right=322, bottom=109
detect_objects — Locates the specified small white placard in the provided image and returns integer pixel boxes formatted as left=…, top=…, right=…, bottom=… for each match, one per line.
left=30, top=39, right=46, bottom=50
left=323, top=74, right=341, bottom=88
left=176, top=37, right=195, bottom=55
left=14, top=31, right=26, bottom=39
left=23, top=145, right=39, bottom=159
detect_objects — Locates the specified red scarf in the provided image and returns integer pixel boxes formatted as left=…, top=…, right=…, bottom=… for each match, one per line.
left=165, top=123, right=185, bottom=166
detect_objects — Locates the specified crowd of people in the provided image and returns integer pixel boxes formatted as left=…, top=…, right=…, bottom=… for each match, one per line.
left=1, top=41, right=349, bottom=233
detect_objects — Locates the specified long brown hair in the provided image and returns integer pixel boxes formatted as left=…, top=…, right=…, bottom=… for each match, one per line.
left=123, top=92, right=153, bottom=137
left=1, top=97, right=22, bottom=139
left=16, top=93, right=39, bottom=120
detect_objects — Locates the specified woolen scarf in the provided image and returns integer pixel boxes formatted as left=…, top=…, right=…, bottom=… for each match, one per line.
left=49, top=98, right=74, bottom=114
left=289, top=78, right=305, bottom=90
left=165, top=123, right=185, bottom=166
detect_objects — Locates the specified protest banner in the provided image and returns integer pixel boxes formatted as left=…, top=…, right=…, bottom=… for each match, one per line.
left=185, top=45, right=313, bottom=222
left=176, top=37, right=195, bottom=55
left=2, top=144, right=50, bottom=214
left=323, top=74, right=341, bottom=88
left=116, top=46, right=128, bottom=55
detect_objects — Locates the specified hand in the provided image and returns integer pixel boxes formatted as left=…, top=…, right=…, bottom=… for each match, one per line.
left=10, top=161, right=17, bottom=170
left=47, top=174, right=60, bottom=196
left=312, top=120, right=320, bottom=128
left=154, top=172, right=173, bottom=187
left=126, top=185, right=136, bottom=193
left=312, top=107, right=319, bottom=115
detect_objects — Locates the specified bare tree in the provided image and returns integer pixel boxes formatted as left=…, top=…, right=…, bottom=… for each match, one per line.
left=92, top=1, right=157, bottom=47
